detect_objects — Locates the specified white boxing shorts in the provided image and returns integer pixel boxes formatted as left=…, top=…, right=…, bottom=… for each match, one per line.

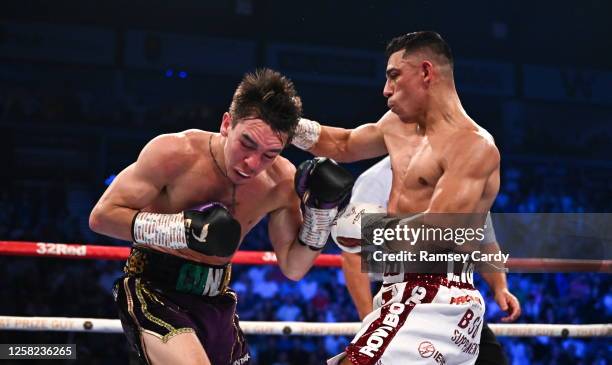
left=328, top=273, right=485, bottom=365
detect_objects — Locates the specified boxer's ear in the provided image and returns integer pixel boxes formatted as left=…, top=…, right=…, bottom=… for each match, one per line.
left=220, top=112, right=232, bottom=136
left=422, top=60, right=433, bottom=84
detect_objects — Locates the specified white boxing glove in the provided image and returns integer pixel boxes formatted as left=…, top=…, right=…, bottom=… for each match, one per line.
left=331, top=202, right=386, bottom=253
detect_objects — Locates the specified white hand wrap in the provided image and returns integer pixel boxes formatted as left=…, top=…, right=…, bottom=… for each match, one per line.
left=292, top=118, right=321, bottom=151
left=331, top=202, right=386, bottom=253
left=299, top=206, right=338, bottom=249
left=132, top=212, right=188, bottom=249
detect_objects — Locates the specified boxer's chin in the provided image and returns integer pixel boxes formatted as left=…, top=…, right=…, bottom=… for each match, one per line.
left=335, top=237, right=362, bottom=254
left=229, top=168, right=253, bottom=184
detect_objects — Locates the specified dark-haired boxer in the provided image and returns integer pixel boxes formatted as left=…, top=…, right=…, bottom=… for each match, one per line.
left=293, top=32, right=502, bottom=364
left=89, top=69, right=354, bottom=365
left=334, top=156, right=520, bottom=365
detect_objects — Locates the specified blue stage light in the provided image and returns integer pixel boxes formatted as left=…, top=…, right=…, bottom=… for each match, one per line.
left=104, top=174, right=117, bottom=186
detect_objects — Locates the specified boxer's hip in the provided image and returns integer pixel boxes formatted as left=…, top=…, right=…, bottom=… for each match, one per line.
left=113, top=248, right=249, bottom=364
left=334, top=274, right=484, bottom=365
left=122, top=246, right=232, bottom=297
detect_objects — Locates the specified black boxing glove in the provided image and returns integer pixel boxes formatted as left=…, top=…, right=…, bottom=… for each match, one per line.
left=295, top=157, right=354, bottom=250
left=132, top=202, right=241, bottom=257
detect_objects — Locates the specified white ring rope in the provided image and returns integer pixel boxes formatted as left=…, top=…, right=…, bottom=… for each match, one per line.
left=0, top=316, right=610, bottom=338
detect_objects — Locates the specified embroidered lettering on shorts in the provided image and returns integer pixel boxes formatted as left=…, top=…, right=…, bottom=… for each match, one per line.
left=176, top=263, right=226, bottom=296
left=347, top=282, right=440, bottom=365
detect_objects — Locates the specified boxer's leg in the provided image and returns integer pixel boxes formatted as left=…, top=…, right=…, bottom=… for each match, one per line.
left=141, top=331, right=210, bottom=365
left=115, top=276, right=203, bottom=365
left=475, top=323, right=508, bottom=365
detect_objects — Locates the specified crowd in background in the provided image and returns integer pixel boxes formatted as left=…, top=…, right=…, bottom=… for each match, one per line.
left=0, top=83, right=221, bottom=132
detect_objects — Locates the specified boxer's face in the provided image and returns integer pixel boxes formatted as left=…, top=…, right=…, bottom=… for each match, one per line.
left=220, top=113, right=287, bottom=184
left=383, top=50, right=428, bottom=122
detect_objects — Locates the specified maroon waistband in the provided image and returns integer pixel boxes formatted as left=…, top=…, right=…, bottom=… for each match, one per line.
left=382, top=273, right=476, bottom=290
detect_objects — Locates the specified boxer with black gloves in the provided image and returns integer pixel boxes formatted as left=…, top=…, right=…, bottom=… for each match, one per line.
left=295, top=157, right=354, bottom=250
left=132, top=203, right=241, bottom=257
left=89, top=69, right=353, bottom=365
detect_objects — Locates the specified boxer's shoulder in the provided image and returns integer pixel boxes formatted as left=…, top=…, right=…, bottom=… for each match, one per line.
left=451, top=128, right=494, bottom=145
left=178, top=129, right=212, bottom=151
left=458, top=129, right=498, bottom=154
left=377, top=111, right=418, bottom=137
left=440, top=129, right=500, bottom=169
left=141, top=131, right=204, bottom=176
left=265, top=156, right=297, bottom=197
left=256, top=158, right=299, bottom=212
left=439, top=121, right=496, bottom=147
left=146, top=130, right=205, bottom=154
left=377, top=110, right=402, bottom=130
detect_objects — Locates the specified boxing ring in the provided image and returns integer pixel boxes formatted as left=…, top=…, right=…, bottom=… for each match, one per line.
left=1, top=241, right=611, bottom=339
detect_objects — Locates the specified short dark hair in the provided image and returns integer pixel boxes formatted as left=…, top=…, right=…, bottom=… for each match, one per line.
left=229, top=68, right=302, bottom=143
left=385, top=31, right=453, bottom=66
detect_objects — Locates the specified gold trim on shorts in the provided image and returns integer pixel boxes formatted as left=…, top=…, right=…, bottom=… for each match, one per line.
left=124, top=277, right=140, bottom=328
left=221, top=264, right=232, bottom=294
left=132, top=277, right=195, bottom=343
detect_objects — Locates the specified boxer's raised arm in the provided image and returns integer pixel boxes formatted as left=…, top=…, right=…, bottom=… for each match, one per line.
left=89, top=134, right=193, bottom=241
left=267, top=175, right=316, bottom=281
left=268, top=158, right=354, bottom=281
left=291, top=111, right=397, bottom=162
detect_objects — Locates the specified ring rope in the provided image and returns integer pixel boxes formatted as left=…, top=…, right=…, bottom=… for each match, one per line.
left=0, top=241, right=610, bottom=272
left=0, top=316, right=609, bottom=337
left=1, top=241, right=610, bottom=338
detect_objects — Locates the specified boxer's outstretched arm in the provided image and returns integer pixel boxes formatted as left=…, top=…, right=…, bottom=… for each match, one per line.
left=292, top=110, right=396, bottom=162
left=342, top=251, right=373, bottom=320
left=267, top=174, right=319, bottom=281
left=89, top=134, right=192, bottom=241
left=308, top=123, right=386, bottom=162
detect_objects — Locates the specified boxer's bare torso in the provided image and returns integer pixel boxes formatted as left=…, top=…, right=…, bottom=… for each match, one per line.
left=142, top=130, right=296, bottom=264
left=94, top=129, right=298, bottom=266
left=308, top=109, right=500, bottom=216
left=378, top=111, right=500, bottom=215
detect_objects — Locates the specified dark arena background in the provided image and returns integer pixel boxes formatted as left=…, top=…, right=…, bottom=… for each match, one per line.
left=0, top=1, right=610, bottom=364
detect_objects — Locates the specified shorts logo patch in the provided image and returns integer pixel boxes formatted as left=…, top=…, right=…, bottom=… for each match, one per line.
left=418, top=341, right=446, bottom=364
left=418, top=341, right=436, bottom=358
